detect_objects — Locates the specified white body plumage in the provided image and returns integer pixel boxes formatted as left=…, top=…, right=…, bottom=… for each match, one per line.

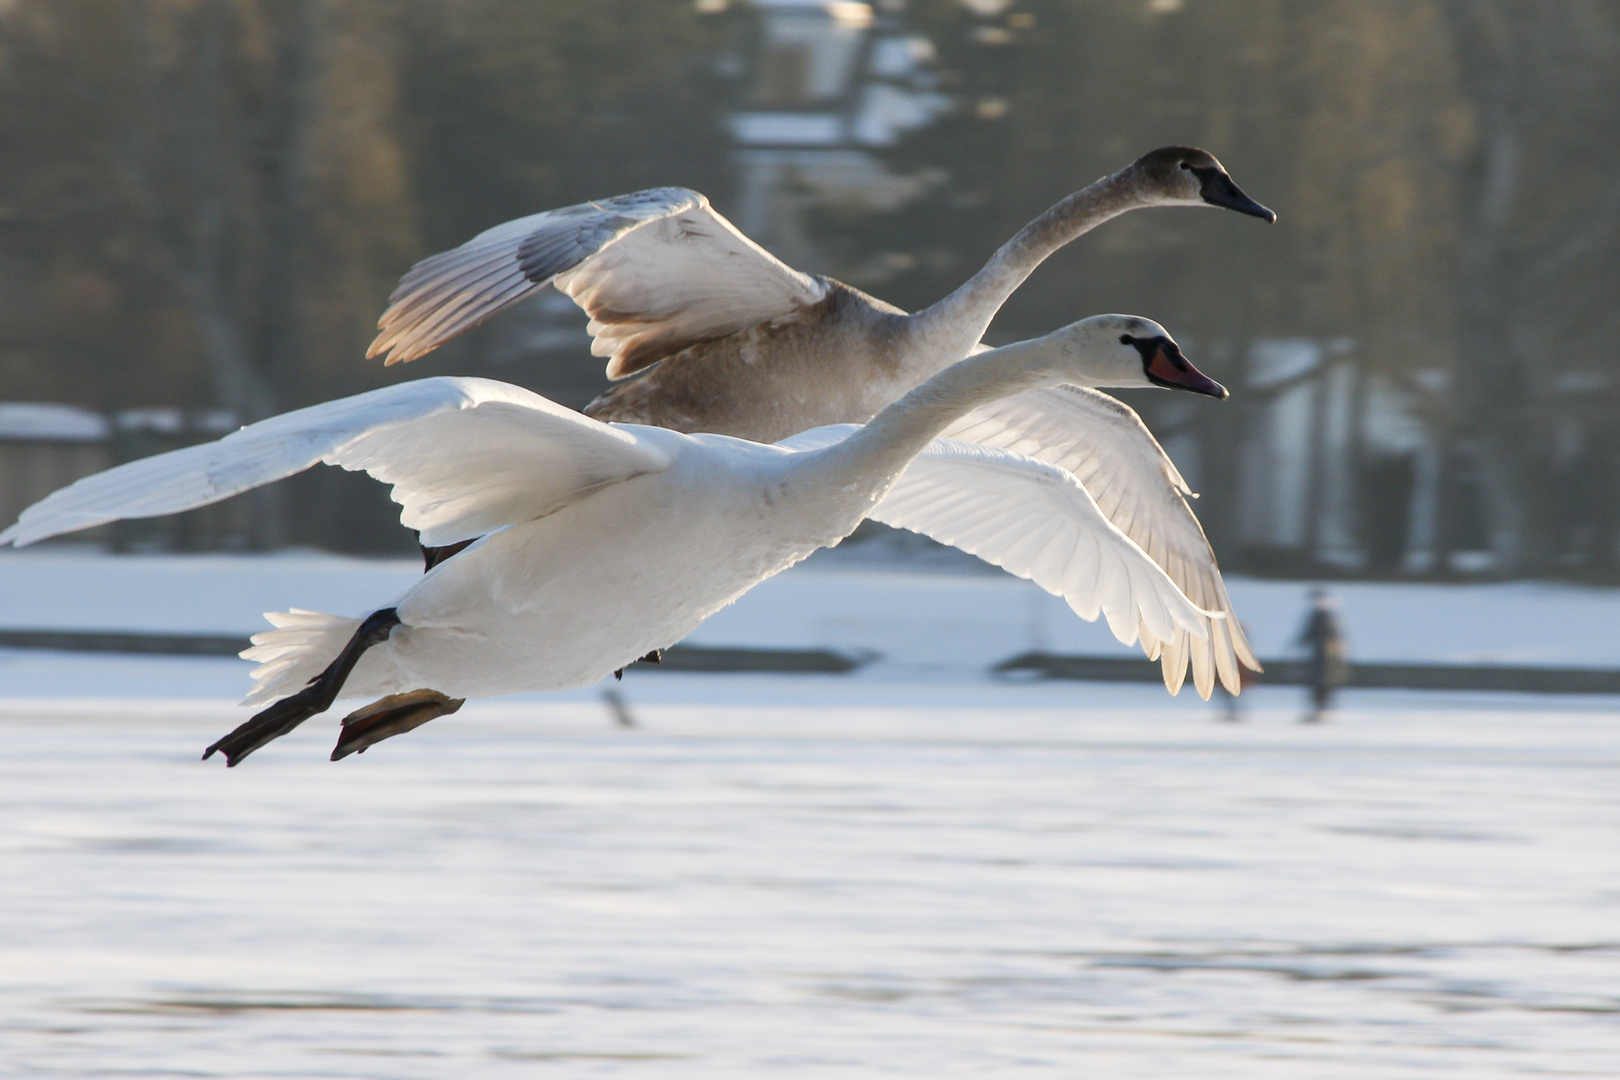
left=254, top=431, right=862, bottom=704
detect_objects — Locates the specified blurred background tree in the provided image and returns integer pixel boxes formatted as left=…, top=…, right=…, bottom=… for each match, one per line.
left=0, top=0, right=1616, bottom=575
left=812, top=0, right=1619, bottom=578
left=0, top=0, right=730, bottom=548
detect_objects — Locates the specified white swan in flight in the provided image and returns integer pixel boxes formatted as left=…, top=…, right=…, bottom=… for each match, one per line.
left=3, top=315, right=1219, bottom=765
left=367, top=146, right=1270, bottom=694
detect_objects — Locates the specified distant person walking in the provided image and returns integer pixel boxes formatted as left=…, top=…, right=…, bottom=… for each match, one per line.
left=1296, top=588, right=1347, bottom=722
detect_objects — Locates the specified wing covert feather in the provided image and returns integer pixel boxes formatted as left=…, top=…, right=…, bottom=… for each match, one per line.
left=369, top=188, right=827, bottom=375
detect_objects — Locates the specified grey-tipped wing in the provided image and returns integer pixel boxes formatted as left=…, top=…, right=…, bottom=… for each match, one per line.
left=941, top=385, right=1259, bottom=698
left=0, top=377, right=673, bottom=549
left=369, top=188, right=827, bottom=376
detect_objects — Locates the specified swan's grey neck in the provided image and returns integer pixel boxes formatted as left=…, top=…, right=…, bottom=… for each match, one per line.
left=809, top=337, right=1061, bottom=495
left=905, top=169, right=1144, bottom=366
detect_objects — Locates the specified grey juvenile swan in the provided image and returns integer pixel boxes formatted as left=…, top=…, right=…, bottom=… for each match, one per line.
left=367, top=146, right=1274, bottom=696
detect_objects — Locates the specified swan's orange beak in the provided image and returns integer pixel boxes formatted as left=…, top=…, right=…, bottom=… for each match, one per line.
left=1146, top=342, right=1228, bottom=399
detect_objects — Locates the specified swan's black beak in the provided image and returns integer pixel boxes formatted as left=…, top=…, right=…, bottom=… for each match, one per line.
left=1136, top=337, right=1229, bottom=399
left=1194, top=167, right=1276, bottom=223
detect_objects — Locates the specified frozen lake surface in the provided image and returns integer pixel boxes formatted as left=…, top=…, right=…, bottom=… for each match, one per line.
left=2, top=551, right=1618, bottom=1074
left=2, top=680, right=1618, bottom=1078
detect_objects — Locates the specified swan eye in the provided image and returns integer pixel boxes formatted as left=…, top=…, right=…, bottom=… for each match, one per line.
left=1179, top=162, right=1192, bottom=171
left=1120, top=334, right=1135, bottom=345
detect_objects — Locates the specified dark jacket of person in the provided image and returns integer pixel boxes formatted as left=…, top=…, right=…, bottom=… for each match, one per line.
left=1297, top=602, right=1348, bottom=695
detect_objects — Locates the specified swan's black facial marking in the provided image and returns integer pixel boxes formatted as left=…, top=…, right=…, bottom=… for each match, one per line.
left=1188, top=165, right=1276, bottom=222
left=1122, top=334, right=1229, bottom=399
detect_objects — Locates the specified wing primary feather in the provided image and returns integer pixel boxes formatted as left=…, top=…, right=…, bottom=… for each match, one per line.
left=371, top=259, right=530, bottom=361
left=387, top=276, right=540, bottom=365
left=0, top=377, right=674, bottom=549
left=383, top=249, right=526, bottom=327
left=1191, top=627, right=1215, bottom=701
left=1212, top=618, right=1240, bottom=694
left=1164, top=630, right=1189, bottom=695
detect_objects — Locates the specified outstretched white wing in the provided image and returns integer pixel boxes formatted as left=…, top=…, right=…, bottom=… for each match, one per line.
left=0, top=377, right=673, bottom=549
left=867, top=435, right=1214, bottom=662
left=369, top=188, right=828, bottom=376
left=942, top=384, right=1258, bottom=697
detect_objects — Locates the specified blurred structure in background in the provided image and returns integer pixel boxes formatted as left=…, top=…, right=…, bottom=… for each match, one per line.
left=0, top=404, right=110, bottom=544
left=1, top=0, right=1617, bottom=577
left=727, top=0, right=947, bottom=268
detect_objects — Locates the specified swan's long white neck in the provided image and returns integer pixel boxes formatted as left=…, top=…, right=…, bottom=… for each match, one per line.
left=803, top=336, right=1064, bottom=500
left=902, top=169, right=1144, bottom=370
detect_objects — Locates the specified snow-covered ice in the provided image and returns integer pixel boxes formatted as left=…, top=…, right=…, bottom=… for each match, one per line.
left=1, top=691, right=1618, bottom=1078
left=1, top=549, right=1618, bottom=1076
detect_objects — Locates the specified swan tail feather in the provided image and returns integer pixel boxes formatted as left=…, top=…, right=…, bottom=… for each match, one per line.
left=240, top=609, right=362, bottom=707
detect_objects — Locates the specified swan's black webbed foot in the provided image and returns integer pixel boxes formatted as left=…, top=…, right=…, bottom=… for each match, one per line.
left=330, top=689, right=464, bottom=761
left=204, top=607, right=401, bottom=767
left=614, top=650, right=663, bottom=680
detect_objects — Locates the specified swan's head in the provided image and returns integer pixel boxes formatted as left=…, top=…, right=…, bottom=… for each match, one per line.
left=1130, top=146, right=1276, bottom=223
left=1052, top=315, right=1229, bottom=399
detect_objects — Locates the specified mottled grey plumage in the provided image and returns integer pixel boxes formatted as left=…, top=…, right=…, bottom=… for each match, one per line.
left=574, top=146, right=1271, bottom=442
left=583, top=283, right=916, bottom=443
